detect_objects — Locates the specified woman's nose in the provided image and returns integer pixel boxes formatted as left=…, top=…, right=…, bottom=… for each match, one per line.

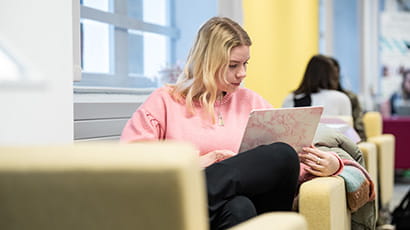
left=237, top=66, right=246, bottom=78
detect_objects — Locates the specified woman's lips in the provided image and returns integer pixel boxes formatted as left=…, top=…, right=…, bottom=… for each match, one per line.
left=231, top=82, right=241, bottom=86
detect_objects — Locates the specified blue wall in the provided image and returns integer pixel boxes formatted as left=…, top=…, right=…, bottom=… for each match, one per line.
left=174, top=0, right=217, bottom=64
left=333, top=0, right=361, bottom=93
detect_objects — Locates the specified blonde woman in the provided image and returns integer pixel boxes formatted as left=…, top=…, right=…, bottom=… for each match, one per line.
left=121, top=17, right=341, bottom=229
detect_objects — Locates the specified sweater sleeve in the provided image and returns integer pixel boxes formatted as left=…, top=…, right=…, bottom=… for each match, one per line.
left=329, top=151, right=344, bottom=176
left=120, top=108, right=164, bottom=142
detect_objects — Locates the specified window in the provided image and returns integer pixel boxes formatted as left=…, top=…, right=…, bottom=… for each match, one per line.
left=76, top=0, right=179, bottom=89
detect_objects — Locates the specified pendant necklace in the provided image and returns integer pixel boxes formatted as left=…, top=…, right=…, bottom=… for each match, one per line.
left=217, top=94, right=224, bottom=126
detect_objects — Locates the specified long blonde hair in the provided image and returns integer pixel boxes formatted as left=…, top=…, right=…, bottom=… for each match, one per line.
left=170, top=17, right=252, bottom=122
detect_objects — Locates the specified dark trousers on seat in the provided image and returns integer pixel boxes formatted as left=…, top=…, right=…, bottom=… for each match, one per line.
left=205, top=142, right=300, bottom=230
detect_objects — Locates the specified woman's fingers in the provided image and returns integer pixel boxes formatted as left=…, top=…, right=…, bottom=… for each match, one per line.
left=199, top=150, right=236, bottom=167
left=299, top=151, right=334, bottom=176
left=299, top=152, right=323, bottom=166
left=300, top=145, right=341, bottom=177
left=305, top=167, right=327, bottom=177
left=214, top=150, right=236, bottom=162
left=302, top=146, right=326, bottom=158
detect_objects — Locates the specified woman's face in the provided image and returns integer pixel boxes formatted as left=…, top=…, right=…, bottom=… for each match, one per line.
left=217, top=45, right=250, bottom=94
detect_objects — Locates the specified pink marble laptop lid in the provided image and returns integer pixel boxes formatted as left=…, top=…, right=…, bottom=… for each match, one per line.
left=238, top=106, right=324, bottom=153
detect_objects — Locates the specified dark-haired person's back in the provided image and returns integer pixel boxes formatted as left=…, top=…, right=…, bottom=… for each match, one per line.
left=282, top=55, right=352, bottom=117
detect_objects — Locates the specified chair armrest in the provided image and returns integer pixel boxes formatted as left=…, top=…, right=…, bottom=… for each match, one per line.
left=229, top=212, right=307, bottom=230
left=358, top=141, right=379, bottom=216
left=299, top=176, right=351, bottom=230
left=363, top=111, right=382, bottom=138
left=367, top=134, right=395, bottom=208
left=358, top=142, right=378, bottom=190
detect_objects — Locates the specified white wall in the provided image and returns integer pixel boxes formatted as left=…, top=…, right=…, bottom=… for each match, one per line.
left=0, top=0, right=73, bottom=145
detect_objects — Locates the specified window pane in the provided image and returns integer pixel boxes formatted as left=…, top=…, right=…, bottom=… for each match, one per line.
left=143, top=32, right=168, bottom=82
left=82, top=0, right=111, bottom=12
left=143, top=0, right=168, bottom=26
left=128, top=0, right=142, bottom=20
left=82, top=19, right=111, bottom=74
left=128, top=30, right=143, bottom=76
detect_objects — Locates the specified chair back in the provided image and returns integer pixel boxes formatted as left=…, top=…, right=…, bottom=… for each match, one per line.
left=0, top=142, right=208, bottom=230
left=363, top=111, right=382, bottom=138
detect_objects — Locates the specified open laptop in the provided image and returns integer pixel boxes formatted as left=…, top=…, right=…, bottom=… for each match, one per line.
left=238, top=106, right=324, bottom=153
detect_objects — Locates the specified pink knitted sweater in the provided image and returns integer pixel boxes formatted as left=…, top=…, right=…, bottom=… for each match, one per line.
left=120, top=86, right=272, bottom=155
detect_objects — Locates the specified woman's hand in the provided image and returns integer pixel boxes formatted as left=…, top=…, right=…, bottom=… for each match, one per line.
left=298, top=145, right=340, bottom=177
left=199, top=150, right=236, bottom=168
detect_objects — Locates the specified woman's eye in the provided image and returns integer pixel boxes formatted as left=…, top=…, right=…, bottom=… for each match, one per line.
left=229, top=62, right=248, bottom=68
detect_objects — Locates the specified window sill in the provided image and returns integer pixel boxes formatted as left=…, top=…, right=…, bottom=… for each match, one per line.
left=73, top=86, right=155, bottom=103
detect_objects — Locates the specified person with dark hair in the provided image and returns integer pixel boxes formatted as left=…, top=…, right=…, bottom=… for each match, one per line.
left=282, top=54, right=352, bottom=116
left=390, top=70, right=410, bottom=115
left=121, top=18, right=343, bottom=230
left=328, top=56, right=367, bottom=141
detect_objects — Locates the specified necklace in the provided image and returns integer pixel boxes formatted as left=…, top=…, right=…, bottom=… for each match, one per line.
left=217, top=94, right=224, bottom=126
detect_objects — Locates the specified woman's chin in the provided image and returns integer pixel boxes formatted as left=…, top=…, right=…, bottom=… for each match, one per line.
left=219, top=84, right=241, bottom=94
left=231, top=84, right=241, bottom=90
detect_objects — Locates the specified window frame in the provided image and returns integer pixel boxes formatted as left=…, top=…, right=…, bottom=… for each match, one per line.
left=76, top=0, right=179, bottom=89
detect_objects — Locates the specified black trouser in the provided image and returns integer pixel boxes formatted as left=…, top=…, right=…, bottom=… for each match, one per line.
left=205, top=142, right=300, bottom=230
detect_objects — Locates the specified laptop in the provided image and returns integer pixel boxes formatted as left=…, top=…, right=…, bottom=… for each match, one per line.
left=396, top=104, right=410, bottom=116
left=238, top=106, right=324, bottom=153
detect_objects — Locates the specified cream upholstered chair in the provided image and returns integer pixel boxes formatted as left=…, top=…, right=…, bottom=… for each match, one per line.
left=299, top=176, right=351, bottom=230
left=0, top=142, right=307, bottom=230
left=231, top=212, right=307, bottom=230
left=298, top=115, right=379, bottom=230
left=319, top=115, right=379, bottom=209
left=362, top=111, right=395, bottom=224
left=298, top=116, right=351, bottom=230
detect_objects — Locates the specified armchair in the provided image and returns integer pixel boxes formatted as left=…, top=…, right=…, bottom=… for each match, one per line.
left=362, top=111, right=395, bottom=224
left=298, top=117, right=378, bottom=230
left=298, top=111, right=395, bottom=229
left=299, top=176, right=350, bottom=230
left=0, top=142, right=307, bottom=230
